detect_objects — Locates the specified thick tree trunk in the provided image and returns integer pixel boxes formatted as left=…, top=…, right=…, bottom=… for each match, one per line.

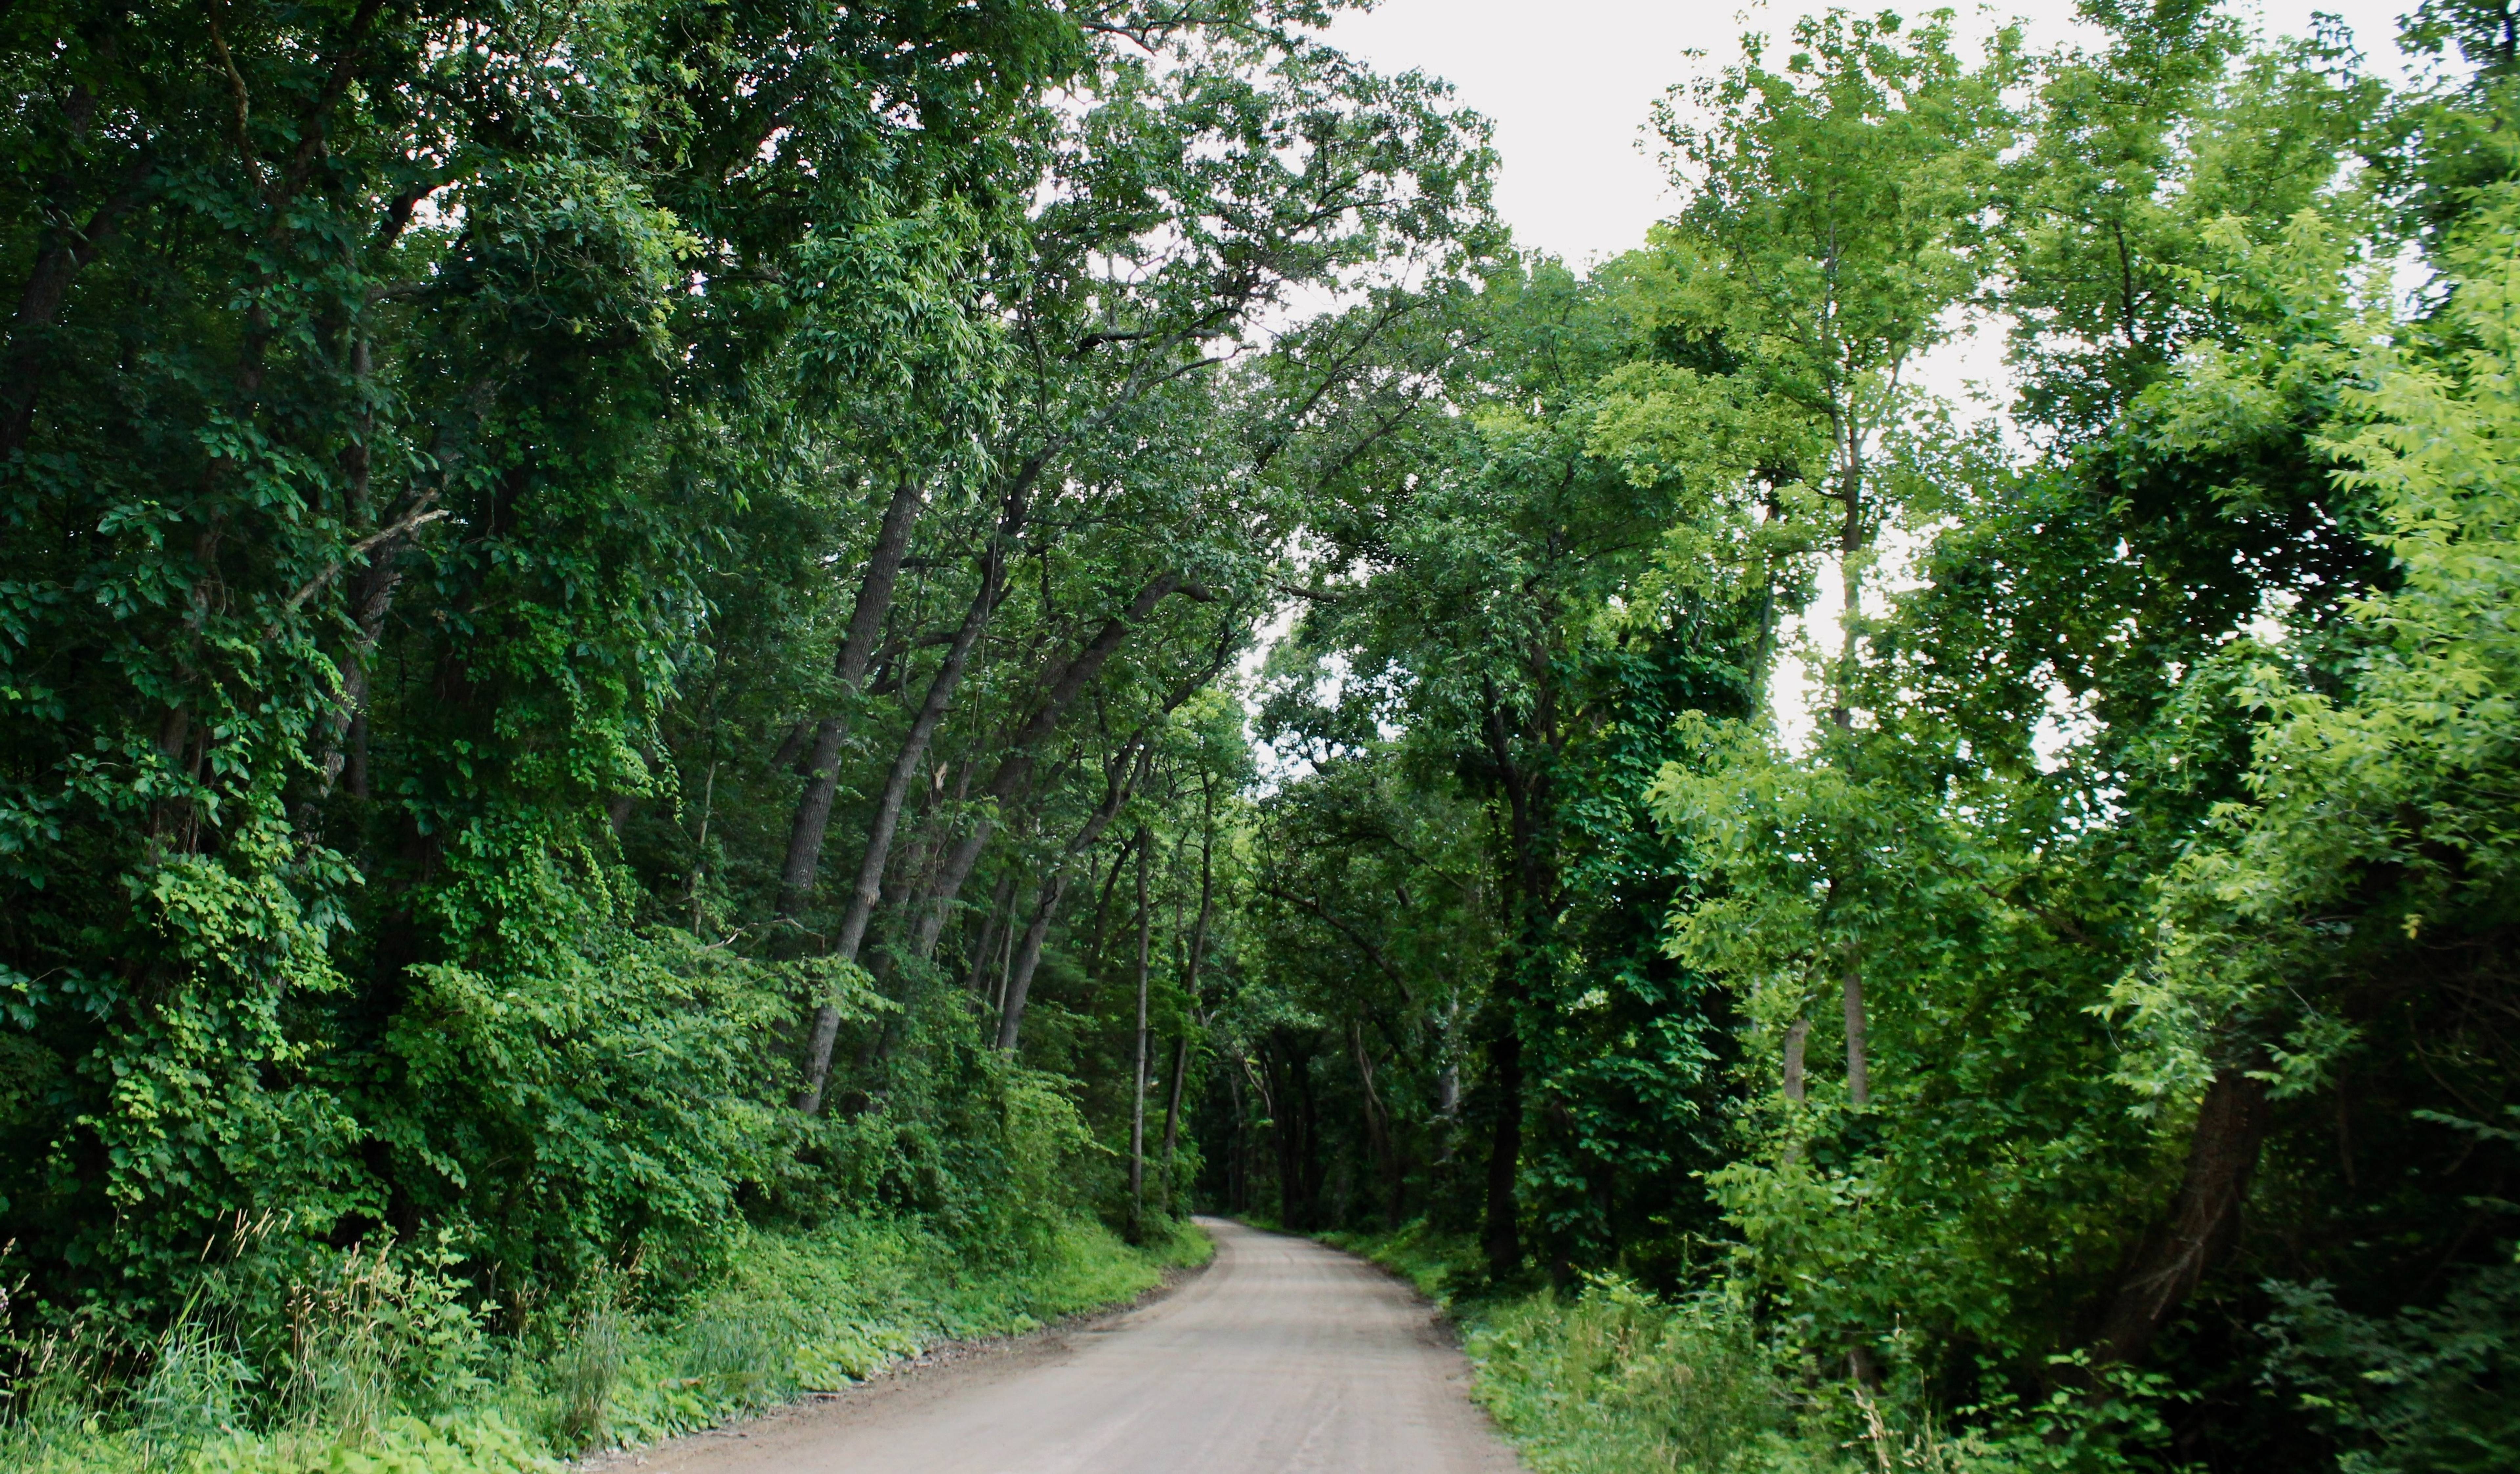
left=1783, top=1018, right=1811, bottom=1102
left=774, top=474, right=925, bottom=924
left=794, top=534, right=1002, bottom=1113
left=2088, top=1057, right=2272, bottom=1369
left=1129, top=826, right=1152, bottom=1236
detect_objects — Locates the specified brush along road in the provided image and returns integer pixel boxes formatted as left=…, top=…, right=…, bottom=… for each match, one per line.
left=637, top=1217, right=1522, bottom=1473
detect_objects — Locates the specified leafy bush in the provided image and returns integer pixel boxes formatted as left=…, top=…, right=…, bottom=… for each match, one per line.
left=0, top=1215, right=1202, bottom=1473
left=2264, top=1251, right=2520, bottom=1474
left=1333, top=1224, right=2188, bottom=1474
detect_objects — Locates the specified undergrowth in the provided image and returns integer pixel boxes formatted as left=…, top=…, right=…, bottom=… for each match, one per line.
left=1327, top=1223, right=2181, bottom=1474
left=0, top=1214, right=1208, bottom=1474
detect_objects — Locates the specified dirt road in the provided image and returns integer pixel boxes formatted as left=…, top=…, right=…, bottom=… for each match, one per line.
left=635, top=1217, right=1522, bottom=1474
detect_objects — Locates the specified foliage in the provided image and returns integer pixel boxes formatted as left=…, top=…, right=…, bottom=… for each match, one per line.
left=1208, top=5, right=2520, bottom=1472
left=0, top=1213, right=1202, bottom=1472
left=10, top=0, right=2520, bottom=1469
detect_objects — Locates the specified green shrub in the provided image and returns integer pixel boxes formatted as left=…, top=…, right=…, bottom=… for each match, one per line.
left=1, top=1215, right=1203, bottom=1474
left=2264, top=1253, right=2520, bottom=1474
left=1468, top=1278, right=1805, bottom=1474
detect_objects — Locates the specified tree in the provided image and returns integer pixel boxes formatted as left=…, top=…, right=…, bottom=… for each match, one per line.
left=1646, top=6, right=2019, bottom=1106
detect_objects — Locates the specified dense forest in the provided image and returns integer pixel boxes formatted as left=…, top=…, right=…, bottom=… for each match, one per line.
left=2, top=0, right=2515, bottom=1469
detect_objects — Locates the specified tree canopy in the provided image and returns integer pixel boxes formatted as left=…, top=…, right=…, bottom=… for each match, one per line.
left=4, top=2, right=2516, bottom=1470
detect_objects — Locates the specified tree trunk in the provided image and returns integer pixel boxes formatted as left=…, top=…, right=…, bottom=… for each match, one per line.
left=2088, top=1055, right=2272, bottom=1369
left=1129, top=825, right=1152, bottom=1237
left=1271, top=1036, right=1324, bottom=1230
left=996, top=742, right=1155, bottom=1051
left=1084, top=830, right=1138, bottom=975
left=774, top=474, right=925, bottom=924
left=1481, top=1007, right=1524, bottom=1279
left=1841, top=951, right=1870, bottom=1108
left=794, top=536, right=1002, bottom=1113
left=1158, top=797, right=1214, bottom=1213
left=905, top=572, right=1204, bottom=959
left=2, top=145, right=154, bottom=456
left=1783, top=1018, right=1811, bottom=1102
left=1225, top=1068, right=1248, bottom=1213
left=996, top=883, right=1067, bottom=1052
left=1353, top=1022, right=1403, bottom=1230
left=1478, top=692, right=1549, bottom=1284
left=1830, top=456, right=1873, bottom=1104
left=1159, top=1032, right=1191, bottom=1211
left=961, top=872, right=1017, bottom=995
left=991, top=881, right=1026, bottom=1017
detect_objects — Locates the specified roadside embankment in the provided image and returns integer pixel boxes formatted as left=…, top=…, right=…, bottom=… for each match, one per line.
left=0, top=1215, right=1210, bottom=1474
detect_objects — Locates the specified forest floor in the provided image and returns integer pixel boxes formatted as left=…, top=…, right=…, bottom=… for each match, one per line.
left=620, top=1218, right=1522, bottom=1474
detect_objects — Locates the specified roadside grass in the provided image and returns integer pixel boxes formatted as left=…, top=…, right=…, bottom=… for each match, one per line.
left=1318, top=1220, right=1479, bottom=1304
left=0, top=1214, right=1206, bottom=1474
left=1310, top=1219, right=1885, bottom=1471
left=1322, top=1223, right=2095, bottom=1474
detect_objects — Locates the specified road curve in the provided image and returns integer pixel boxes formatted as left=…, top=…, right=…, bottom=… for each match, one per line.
left=637, top=1217, right=1523, bottom=1474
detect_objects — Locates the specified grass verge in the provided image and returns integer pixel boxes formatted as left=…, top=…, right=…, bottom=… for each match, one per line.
left=1324, top=1224, right=1852, bottom=1473
left=1, top=1214, right=1210, bottom=1474
left=1320, top=1223, right=2167, bottom=1474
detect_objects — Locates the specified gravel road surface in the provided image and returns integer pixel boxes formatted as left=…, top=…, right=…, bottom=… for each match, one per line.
left=630, top=1217, right=1522, bottom=1474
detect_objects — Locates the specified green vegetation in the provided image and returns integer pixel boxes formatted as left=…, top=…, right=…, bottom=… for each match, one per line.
left=1239, top=5, right=2520, bottom=1471
left=1339, top=1223, right=2190, bottom=1474
left=7, top=0, right=2518, bottom=1470
left=1, top=0, right=1470, bottom=1463
left=0, top=1212, right=1204, bottom=1473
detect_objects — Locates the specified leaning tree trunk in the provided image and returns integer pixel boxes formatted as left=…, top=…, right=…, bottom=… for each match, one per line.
left=1158, top=1032, right=1192, bottom=1210
left=793, top=489, right=1015, bottom=1113
left=2087, top=1054, right=2273, bottom=1369
left=960, top=872, right=1018, bottom=995
left=906, top=572, right=1205, bottom=960
left=1354, top=1022, right=1403, bottom=1230
left=995, top=742, right=1155, bottom=1051
left=775, top=474, right=926, bottom=924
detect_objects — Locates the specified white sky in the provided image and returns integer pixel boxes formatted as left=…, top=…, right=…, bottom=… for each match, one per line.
left=1297, top=0, right=2416, bottom=751
left=1315, top=0, right=2418, bottom=269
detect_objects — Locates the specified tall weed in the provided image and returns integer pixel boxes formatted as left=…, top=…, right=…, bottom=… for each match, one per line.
left=548, top=1268, right=627, bottom=1454
left=133, top=1312, right=256, bottom=1453
left=1469, top=1278, right=1807, bottom=1474
left=267, top=1237, right=488, bottom=1440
